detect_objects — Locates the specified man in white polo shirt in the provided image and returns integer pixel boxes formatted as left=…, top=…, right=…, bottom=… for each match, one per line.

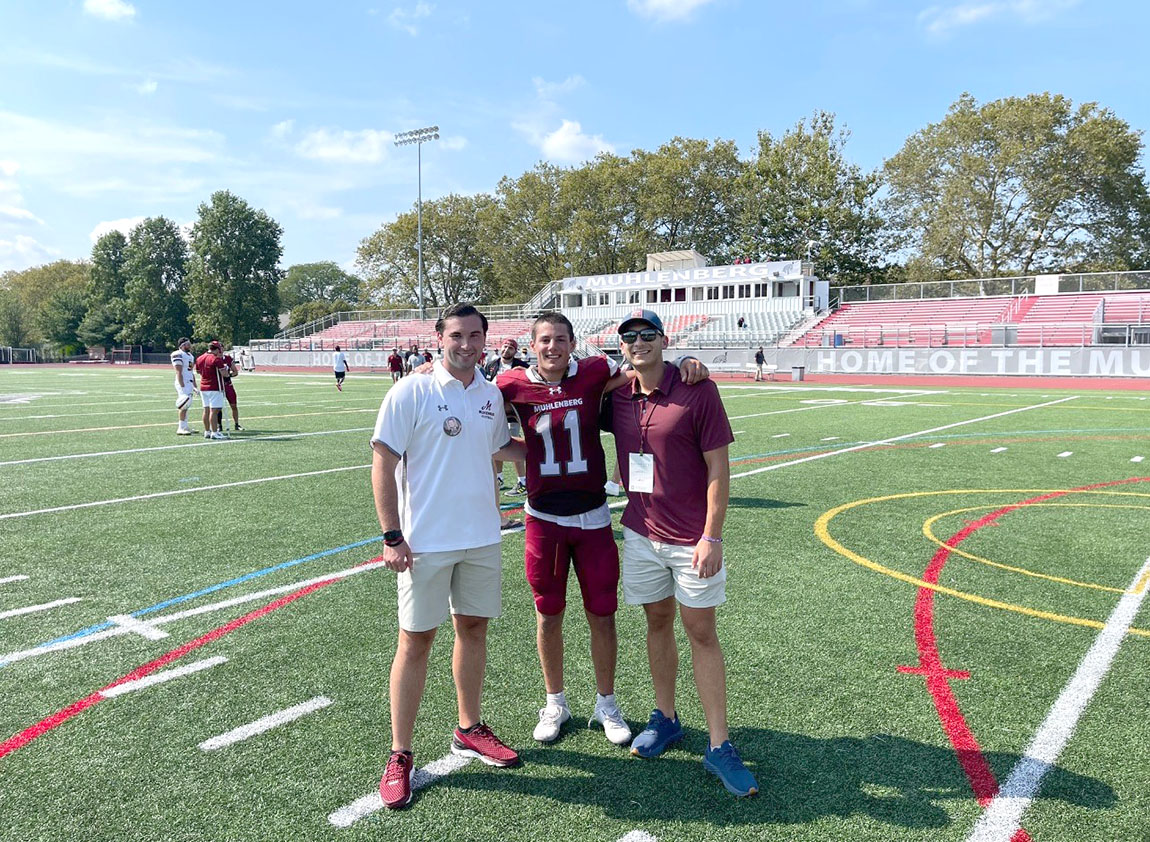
left=371, top=303, right=528, bottom=810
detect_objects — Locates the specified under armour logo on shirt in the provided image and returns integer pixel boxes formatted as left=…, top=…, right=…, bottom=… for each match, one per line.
left=438, top=404, right=449, bottom=411
left=548, top=386, right=562, bottom=395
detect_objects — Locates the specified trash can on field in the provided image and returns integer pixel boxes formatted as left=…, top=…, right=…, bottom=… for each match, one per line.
left=791, top=365, right=805, bottom=381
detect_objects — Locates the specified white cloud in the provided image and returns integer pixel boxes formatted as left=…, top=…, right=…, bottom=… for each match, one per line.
left=0, top=235, right=59, bottom=273
left=271, top=119, right=295, bottom=139
left=439, top=135, right=468, bottom=151
left=83, top=0, right=137, bottom=21
left=388, top=2, right=434, bottom=36
left=541, top=120, right=614, bottom=163
left=135, top=79, right=158, bottom=95
left=0, top=160, right=17, bottom=177
left=532, top=75, right=585, bottom=99
left=627, top=0, right=719, bottom=22
left=295, top=128, right=394, bottom=164
left=89, top=216, right=146, bottom=243
left=918, top=0, right=1079, bottom=36
left=0, top=206, right=44, bottom=225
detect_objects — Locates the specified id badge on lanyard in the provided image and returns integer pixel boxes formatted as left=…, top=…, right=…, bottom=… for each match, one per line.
left=629, top=452, right=655, bottom=493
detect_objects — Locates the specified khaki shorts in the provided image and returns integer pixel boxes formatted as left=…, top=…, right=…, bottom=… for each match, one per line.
left=397, top=542, right=502, bottom=632
left=621, top=526, right=726, bottom=609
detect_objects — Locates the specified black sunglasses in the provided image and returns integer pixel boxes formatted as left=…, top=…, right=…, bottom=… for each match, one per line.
left=620, top=328, right=661, bottom=344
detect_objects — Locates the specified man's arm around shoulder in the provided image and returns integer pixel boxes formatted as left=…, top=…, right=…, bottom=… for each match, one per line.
left=371, top=442, right=414, bottom=573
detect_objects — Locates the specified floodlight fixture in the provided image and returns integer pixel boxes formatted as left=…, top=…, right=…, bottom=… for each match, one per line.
left=393, top=125, right=440, bottom=318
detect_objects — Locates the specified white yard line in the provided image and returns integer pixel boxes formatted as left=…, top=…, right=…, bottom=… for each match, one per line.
left=0, top=397, right=352, bottom=423
left=0, top=558, right=389, bottom=666
left=990, top=447, right=1007, bottom=454
left=729, top=398, right=876, bottom=421
left=328, top=752, right=472, bottom=827
left=0, top=597, right=82, bottom=621
left=0, top=575, right=30, bottom=585
left=730, top=397, right=1078, bottom=480
left=965, top=556, right=1150, bottom=842
left=0, top=427, right=373, bottom=468
left=100, top=656, right=227, bottom=698
left=1057, top=451, right=1073, bottom=458
left=199, top=696, right=333, bottom=751
left=929, top=443, right=946, bottom=449
left=0, top=408, right=375, bottom=439
left=0, top=464, right=370, bottom=521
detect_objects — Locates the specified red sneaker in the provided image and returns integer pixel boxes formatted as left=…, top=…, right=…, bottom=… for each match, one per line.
left=451, top=722, right=520, bottom=767
left=380, top=750, right=414, bottom=809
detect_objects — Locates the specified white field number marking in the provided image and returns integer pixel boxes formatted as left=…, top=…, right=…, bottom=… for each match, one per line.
left=199, top=696, right=333, bottom=751
left=965, top=556, right=1150, bottom=842
left=100, top=656, right=227, bottom=698
left=0, top=597, right=82, bottom=621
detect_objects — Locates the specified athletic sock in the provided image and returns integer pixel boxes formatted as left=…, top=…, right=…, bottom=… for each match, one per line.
left=596, top=692, right=616, bottom=707
left=546, top=691, right=567, bottom=709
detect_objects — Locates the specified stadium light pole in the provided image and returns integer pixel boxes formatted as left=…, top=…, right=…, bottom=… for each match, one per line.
left=394, top=125, right=440, bottom=320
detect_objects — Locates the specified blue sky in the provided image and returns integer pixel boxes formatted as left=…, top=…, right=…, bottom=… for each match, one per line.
left=1, top=0, right=1147, bottom=275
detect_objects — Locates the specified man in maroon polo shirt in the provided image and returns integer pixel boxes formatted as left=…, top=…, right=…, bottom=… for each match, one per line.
left=606, top=308, right=759, bottom=798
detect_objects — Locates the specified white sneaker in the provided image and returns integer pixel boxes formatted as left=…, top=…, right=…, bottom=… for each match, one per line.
left=210, top=431, right=227, bottom=440
left=604, top=481, right=622, bottom=496
left=177, top=426, right=192, bottom=436
left=533, top=702, right=571, bottom=742
left=590, top=697, right=631, bottom=745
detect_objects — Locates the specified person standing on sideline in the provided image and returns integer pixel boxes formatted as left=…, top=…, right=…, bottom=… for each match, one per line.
left=406, top=347, right=423, bottom=374
left=194, top=341, right=228, bottom=440
left=371, top=303, right=528, bottom=810
left=497, top=311, right=709, bottom=747
left=388, top=348, right=404, bottom=382
left=606, top=309, right=758, bottom=798
left=333, top=345, right=350, bottom=391
left=754, top=347, right=766, bottom=381
left=483, top=338, right=529, bottom=495
left=216, top=350, right=243, bottom=431
left=171, top=337, right=196, bottom=435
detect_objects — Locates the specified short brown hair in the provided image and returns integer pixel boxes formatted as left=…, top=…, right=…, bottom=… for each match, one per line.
left=531, top=311, right=574, bottom=342
left=436, top=303, right=488, bottom=335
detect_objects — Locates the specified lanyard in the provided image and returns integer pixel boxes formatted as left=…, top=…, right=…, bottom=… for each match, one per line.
left=633, top=394, right=657, bottom=455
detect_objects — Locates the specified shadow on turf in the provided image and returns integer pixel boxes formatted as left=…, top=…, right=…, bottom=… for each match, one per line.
left=727, top=496, right=805, bottom=510
left=438, top=727, right=1115, bottom=830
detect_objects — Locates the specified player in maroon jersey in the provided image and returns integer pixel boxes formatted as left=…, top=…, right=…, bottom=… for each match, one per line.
left=497, top=311, right=707, bottom=745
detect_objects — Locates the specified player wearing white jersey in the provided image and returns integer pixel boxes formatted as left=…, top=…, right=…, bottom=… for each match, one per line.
left=171, top=337, right=196, bottom=435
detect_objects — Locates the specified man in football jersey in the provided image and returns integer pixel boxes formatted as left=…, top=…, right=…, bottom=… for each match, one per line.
left=496, top=311, right=707, bottom=746
left=214, top=350, right=243, bottom=432
left=171, top=337, right=196, bottom=435
left=194, top=341, right=228, bottom=440
left=387, top=348, right=404, bottom=382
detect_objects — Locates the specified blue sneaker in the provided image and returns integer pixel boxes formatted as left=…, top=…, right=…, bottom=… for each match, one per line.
left=703, top=741, right=759, bottom=796
left=629, top=709, right=683, bottom=757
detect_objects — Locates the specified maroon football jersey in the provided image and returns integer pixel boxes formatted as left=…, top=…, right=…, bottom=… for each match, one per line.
left=498, top=355, right=617, bottom=516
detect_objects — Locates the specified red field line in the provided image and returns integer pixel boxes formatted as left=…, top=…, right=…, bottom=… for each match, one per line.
left=900, top=477, right=1148, bottom=840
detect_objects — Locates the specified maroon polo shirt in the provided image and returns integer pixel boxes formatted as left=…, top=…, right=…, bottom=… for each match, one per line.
left=609, top=362, right=733, bottom=545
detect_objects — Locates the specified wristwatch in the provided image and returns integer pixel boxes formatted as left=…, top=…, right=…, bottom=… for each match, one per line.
left=383, top=530, right=404, bottom=546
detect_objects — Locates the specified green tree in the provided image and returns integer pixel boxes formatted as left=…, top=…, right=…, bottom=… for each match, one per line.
left=121, top=216, right=191, bottom=348
left=36, top=287, right=88, bottom=354
left=0, top=260, right=90, bottom=344
left=83, top=229, right=130, bottom=348
left=633, top=137, right=745, bottom=261
left=186, top=191, right=283, bottom=345
left=287, top=298, right=356, bottom=328
left=562, top=153, right=646, bottom=279
left=358, top=193, right=497, bottom=310
left=280, top=262, right=362, bottom=310
left=0, top=288, right=32, bottom=346
left=884, top=92, right=1150, bottom=277
left=740, top=112, right=886, bottom=284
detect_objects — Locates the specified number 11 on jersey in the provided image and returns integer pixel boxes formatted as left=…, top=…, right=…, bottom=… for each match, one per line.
left=533, top=410, right=589, bottom=477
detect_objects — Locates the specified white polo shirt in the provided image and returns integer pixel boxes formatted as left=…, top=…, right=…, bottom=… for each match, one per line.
left=371, top=361, right=511, bottom=553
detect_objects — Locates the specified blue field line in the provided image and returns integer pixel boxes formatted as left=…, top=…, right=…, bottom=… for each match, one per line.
left=7, top=536, right=381, bottom=665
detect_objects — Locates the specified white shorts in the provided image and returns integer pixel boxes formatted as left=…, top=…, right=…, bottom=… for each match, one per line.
left=200, top=390, right=224, bottom=409
left=397, top=542, right=502, bottom=632
left=622, top=526, right=726, bottom=609
left=175, top=387, right=194, bottom=410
